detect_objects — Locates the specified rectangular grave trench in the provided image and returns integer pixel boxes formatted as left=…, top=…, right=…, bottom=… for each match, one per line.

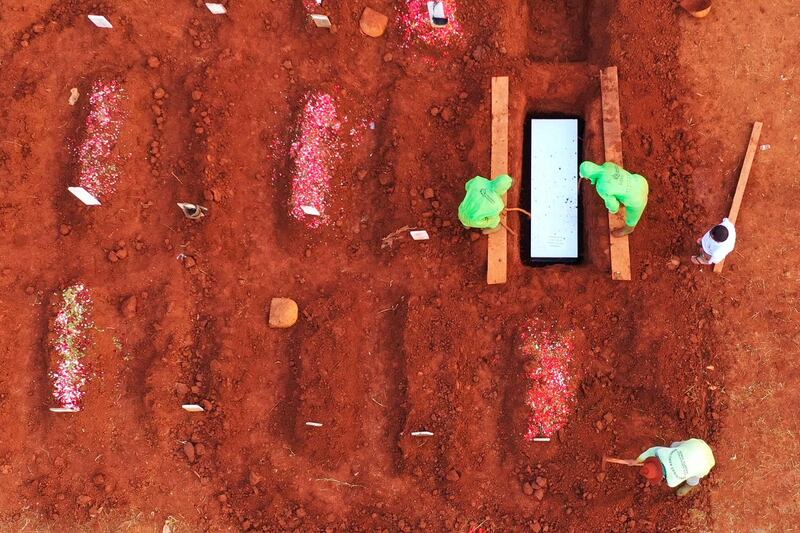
left=528, top=0, right=591, bottom=62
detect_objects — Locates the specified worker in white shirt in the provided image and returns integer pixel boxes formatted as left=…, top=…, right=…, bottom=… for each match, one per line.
left=692, top=218, right=736, bottom=265
left=637, top=438, right=716, bottom=496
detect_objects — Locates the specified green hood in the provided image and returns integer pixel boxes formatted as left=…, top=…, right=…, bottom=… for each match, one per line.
left=579, top=161, right=603, bottom=184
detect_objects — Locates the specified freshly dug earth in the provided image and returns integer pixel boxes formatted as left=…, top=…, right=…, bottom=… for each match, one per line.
left=0, top=0, right=726, bottom=531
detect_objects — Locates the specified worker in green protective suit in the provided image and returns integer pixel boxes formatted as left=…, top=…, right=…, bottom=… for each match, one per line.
left=458, top=175, right=513, bottom=233
left=579, top=161, right=649, bottom=237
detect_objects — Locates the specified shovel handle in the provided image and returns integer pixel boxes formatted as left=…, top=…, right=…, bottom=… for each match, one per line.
left=603, top=457, right=641, bottom=467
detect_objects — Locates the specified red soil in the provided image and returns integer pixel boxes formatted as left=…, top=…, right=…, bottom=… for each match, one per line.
left=1, top=0, right=773, bottom=530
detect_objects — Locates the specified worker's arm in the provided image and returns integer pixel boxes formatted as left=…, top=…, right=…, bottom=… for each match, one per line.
left=637, top=447, right=659, bottom=462
left=595, top=181, right=621, bottom=213
left=601, top=194, right=620, bottom=214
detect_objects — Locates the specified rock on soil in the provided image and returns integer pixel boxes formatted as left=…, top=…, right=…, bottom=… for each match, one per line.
left=269, top=298, right=298, bottom=328
left=175, top=382, right=189, bottom=397
left=359, top=7, right=388, bottom=37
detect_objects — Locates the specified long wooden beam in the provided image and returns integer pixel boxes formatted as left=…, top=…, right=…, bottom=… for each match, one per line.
left=600, top=67, right=632, bottom=281
left=487, top=76, right=509, bottom=285
left=713, top=121, right=763, bottom=273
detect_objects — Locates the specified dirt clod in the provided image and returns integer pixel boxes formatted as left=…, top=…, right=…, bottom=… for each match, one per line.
left=121, top=295, right=137, bottom=317
left=183, top=442, right=195, bottom=462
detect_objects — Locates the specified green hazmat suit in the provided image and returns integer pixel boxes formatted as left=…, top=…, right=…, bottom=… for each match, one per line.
left=579, top=161, right=649, bottom=227
left=458, top=175, right=513, bottom=229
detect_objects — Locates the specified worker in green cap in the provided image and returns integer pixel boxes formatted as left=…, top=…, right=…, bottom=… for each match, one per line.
left=637, top=438, right=716, bottom=497
left=458, top=174, right=514, bottom=234
left=579, top=161, right=649, bottom=237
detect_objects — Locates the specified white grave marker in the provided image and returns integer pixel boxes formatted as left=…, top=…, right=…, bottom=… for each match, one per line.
left=205, top=3, right=227, bottom=14
left=68, top=186, right=101, bottom=206
left=411, top=431, right=434, bottom=437
left=427, top=1, right=449, bottom=27
left=181, top=404, right=205, bottom=412
left=88, top=15, right=113, bottom=28
left=305, top=421, right=323, bottom=427
left=300, top=205, right=321, bottom=216
left=309, top=14, right=332, bottom=28
left=532, top=437, right=551, bottom=442
left=49, top=407, right=80, bottom=413
left=410, top=230, right=430, bottom=241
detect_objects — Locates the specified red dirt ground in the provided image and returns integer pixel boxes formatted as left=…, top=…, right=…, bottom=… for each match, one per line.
left=1, top=0, right=794, bottom=531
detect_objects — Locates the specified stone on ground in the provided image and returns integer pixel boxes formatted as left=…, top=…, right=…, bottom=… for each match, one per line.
left=269, top=298, right=298, bottom=328
left=360, top=7, right=388, bottom=38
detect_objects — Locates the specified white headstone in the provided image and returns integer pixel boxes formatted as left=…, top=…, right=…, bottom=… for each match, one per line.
left=411, top=431, right=434, bottom=437
left=305, top=421, right=323, bottom=427
left=410, top=230, right=430, bottom=241
left=88, top=15, right=113, bottom=28
left=205, top=3, right=227, bottom=14
left=532, top=437, right=551, bottom=442
left=68, top=186, right=101, bottom=206
left=181, top=404, right=205, bottom=412
left=300, top=205, right=321, bottom=216
left=310, top=14, right=332, bottom=28
left=49, top=407, right=80, bottom=413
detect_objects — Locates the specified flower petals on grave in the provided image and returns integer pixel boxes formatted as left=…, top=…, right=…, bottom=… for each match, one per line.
left=519, top=319, right=576, bottom=441
left=288, top=93, right=342, bottom=227
left=50, top=284, right=94, bottom=411
left=397, top=0, right=463, bottom=49
left=77, top=80, right=125, bottom=200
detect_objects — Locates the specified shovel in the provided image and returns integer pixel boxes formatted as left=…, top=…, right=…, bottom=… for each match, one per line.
left=601, top=455, right=641, bottom=471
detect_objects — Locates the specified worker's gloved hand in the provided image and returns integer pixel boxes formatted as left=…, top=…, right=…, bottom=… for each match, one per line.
left=458, top=175, right=513, bottom=229
left=676, top=484, right=696, bottom=497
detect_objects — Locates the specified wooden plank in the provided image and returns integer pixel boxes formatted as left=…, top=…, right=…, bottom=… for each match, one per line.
left=600, top=66, right=632, bottom=281
left=487, top=76, right=509, bottom=285
left=713, top=121, right=763, bottom=273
